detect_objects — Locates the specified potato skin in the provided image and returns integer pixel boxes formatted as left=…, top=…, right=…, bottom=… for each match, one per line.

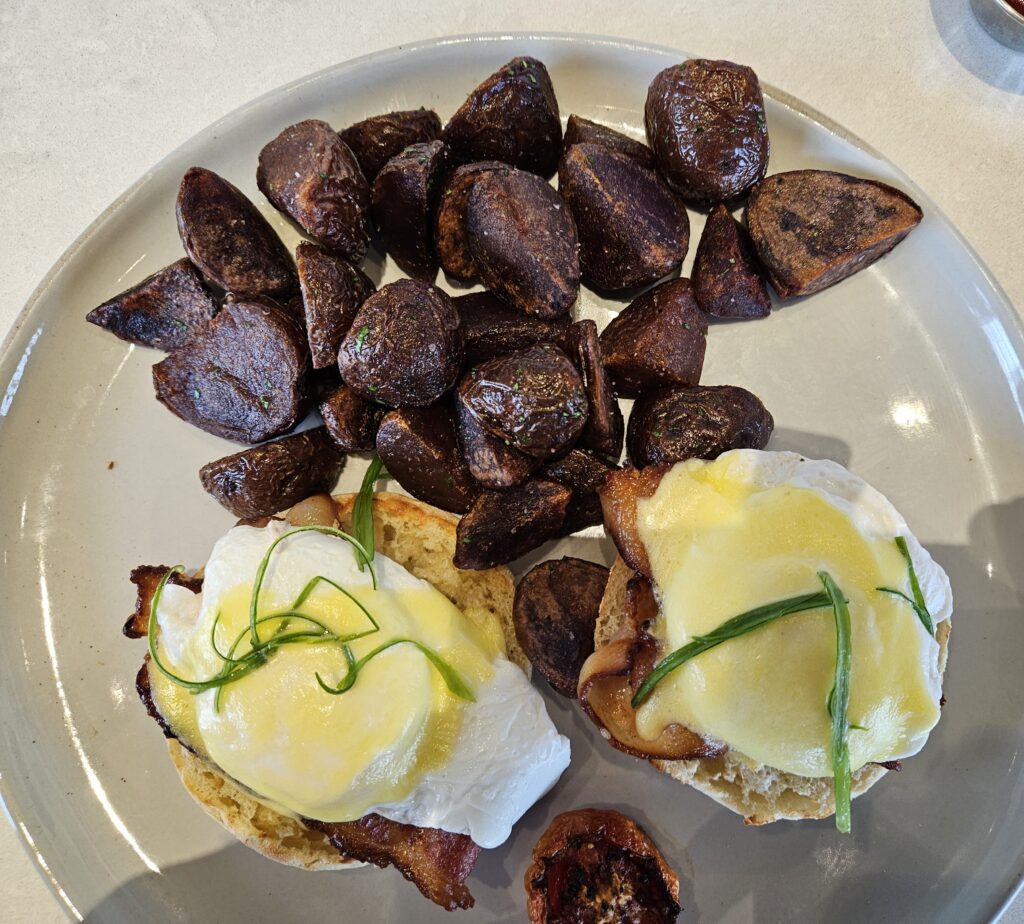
left=372, top=140, right=451, bottom=281
left=296, top=242, right=375, bottom=368
left=627, top=384, right=774, bottom=467
left=746, top=170, right=923, bottom=297
left=467, top=168, right=580, bottom=319
left=558, top=143, right=689, bottom=291
left=434, top=161, right=506, bottom=280
left=152, top=298, right=310, bottom=444
left=599, top=277, right=708, bottom=399
left=538, top=448, right=617, bottom=535
left=376, top=404, right=480, bottom=514
left=454, top=291, right=569, bottom=366
left=337, top=279, right=463, bottom=407
left=645, top=59, right=769, bottom=205
left=513, top=557, right=609, bottom=697
left=257, top=119, right=371, bottom=262
left=458, top=343, right=587, bottom=459
left=319, top=384, right=383, bottom=452
left=454, top=479, right=571, bottom=570
left=691, top=203, right=770, bottom=319
left=442, top=56, right=562, bottom=178
left=560, top=320, right=623, bottom=463
left=86, top=258, right=217, bottom=350
left=562, top=114, right=655, bottom=170
left=339, top=108, right=441, bottom=184
left=199, top=427, right=343, bottom=519
left=454, top=389, right=541, bottom=490
left=176, top=167, right=297, bottom=299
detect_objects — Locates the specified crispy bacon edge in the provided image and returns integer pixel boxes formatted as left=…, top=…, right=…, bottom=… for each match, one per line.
left=123, top=564, right=203, bottom=638
left=305, top=816, right=482, bottom=911
left=524, top=808, right=681, bottom=924
left=597, top=464, right=671, bottom=577
left=578, top=570, right=723, bottom=760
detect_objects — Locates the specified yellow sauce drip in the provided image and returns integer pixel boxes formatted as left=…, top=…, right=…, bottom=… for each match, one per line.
left=152, top=579, right=503, bottom=822
left=634, top=458, right=941, bottom=777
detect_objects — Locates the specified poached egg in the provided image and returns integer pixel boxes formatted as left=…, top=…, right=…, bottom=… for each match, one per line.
left=152, top=520, right=570, bottom=849
left=633, top=450, right=952, bottom=777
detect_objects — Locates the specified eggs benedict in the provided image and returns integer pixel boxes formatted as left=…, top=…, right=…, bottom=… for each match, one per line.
left=580, top=450, right=951, bottom=827
left=127, top=491, right=570, bottom=909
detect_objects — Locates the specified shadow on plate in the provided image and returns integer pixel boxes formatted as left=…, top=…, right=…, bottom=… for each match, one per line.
left=80, top=497, right=1024, bottom=924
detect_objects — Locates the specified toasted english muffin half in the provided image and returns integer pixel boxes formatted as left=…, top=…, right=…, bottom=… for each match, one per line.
left=154, top=491, right=524, bottom=869
left=595, top=557, right=951, bottom=826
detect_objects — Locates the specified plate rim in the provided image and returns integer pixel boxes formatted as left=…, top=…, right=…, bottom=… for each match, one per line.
left=2, top=30, right=1022, bottom=924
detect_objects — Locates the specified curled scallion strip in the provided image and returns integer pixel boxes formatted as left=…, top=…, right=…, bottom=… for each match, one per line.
left=876, top=536, right=934, bottom=636
left=353, top=455, right=385, bottom=573
left=315, top=638, right=476, bottom=702
left=248, top=525, right=376, bottom=647
left=148, top=526, right=473, bottom=712
left=630, top=590, right=833, bottom=709
left=820, top=570, right=852, bottom=834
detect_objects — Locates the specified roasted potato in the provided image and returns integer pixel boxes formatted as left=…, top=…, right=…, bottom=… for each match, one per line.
left=467, top=168, right=579, bottom=319
left=152, top=298, right=310, bottom=443
left=86, top=258, right=217, bottom=350
left=539, top=447, right=617, bottom=534
left=376, top=404, right=480, bottom=514
left=199, top=426, right=343, bottom=518
left=562, top=114, right=655, bottom=170
left=746, top=170, right=923, bottom=297
left=454, top=390, right=541, bottom=489
left=319, top=384, right=383, bottom=452
left=558, top=143, right=689, bottom=291
left=454, top=479, right=571, bottom=570
left=560, top=320, right=623, bottom=462
left=337, top=279, right=463, bottom=407
left=599, top=277, right=708, bottom=398
left=442, top=56, right=562, bottom=178
left=176, top=167, right=296, bottom=298
left=513, top=557, right=610, bottom=697
left=458, top=343, right=587, bottom=459
left=627, top=384, right=774, bottom=467
left=645, top=59, right=769, bottom=204
left=339, top=108, right=442, bottom=184
left=454, top=291, right=569, bottom=366
left=434, top=161, right=506, bottom=280
left=691, top=203, right=771, bottom=318
left=296, top=242, right=375, bottom=368
left=372, top=140, right=451, bottom=281
left=257, top=119, right=371, bottom=262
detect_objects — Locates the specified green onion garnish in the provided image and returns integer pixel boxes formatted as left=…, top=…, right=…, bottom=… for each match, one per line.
left=877, top=536, right=933, bottom=636
left=353, top=455, right=384, bottom=573
left=820, top=570, right=852, bottom=834
left=630, top=589, right=833, bottom=709
left=316, top=637, right=475, bottom=702
left=147, top=524, right=473, bottom=711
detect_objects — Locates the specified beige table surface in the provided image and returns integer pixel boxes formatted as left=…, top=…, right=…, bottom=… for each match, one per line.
left=1, top=1, right=1022, bottom=921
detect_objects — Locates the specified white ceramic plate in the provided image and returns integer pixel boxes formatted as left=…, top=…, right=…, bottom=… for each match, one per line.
left=2, top=33, right=1023, bottom=924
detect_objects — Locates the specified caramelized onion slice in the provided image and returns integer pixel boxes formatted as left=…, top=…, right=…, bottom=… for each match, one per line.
left=578, top=569, right=722, bottom=761
left=598, top=465, right=670, bottom=577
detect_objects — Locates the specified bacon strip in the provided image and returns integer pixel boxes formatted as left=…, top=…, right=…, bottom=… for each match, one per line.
left=578, top=570, right=722, bottom=761
left=598, top=465, right=670, bottom=577
left=123, top=564, right=203, bottom=638
left=306, top=816, right=482, bottom=910
left=135, top=658, right=179, bottom=740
